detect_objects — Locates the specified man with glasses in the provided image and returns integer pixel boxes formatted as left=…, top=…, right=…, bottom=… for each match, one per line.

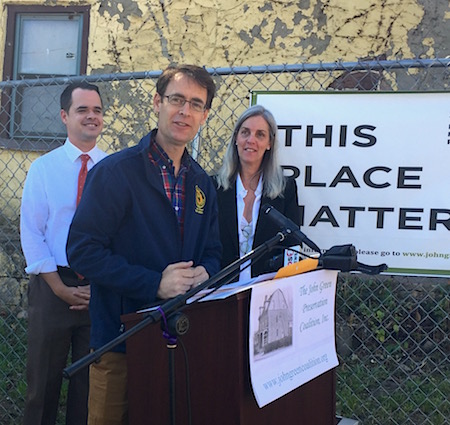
left=66, top=65, right=222, bottom=425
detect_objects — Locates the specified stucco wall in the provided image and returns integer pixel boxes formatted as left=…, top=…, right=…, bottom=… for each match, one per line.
left=1, top=0, right=448, bottom=79
left=88, top=0, right=449, bottom=73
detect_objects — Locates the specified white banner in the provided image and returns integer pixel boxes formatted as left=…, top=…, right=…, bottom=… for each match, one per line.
left=249, top=269, right=338, bottom=407
left=255, top=92, right=450, bottom=277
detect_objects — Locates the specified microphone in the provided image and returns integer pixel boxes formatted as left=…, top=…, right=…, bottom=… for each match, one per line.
left=318, top=244, right=388, bottom=274
left=262, top=204, right=321, bottom=253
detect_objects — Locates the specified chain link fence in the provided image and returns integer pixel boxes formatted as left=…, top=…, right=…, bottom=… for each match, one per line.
left=1, top=58, right=449, bottom=424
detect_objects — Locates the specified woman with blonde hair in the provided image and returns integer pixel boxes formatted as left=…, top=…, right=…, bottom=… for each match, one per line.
left=215, top=105, right=301, bottom=281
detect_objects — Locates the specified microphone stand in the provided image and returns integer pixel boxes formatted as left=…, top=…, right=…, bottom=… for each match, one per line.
left=63, top=230, right=288, bottom=425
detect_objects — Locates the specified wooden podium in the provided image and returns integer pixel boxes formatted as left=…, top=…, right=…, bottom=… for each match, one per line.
left=122, top=290, right=336, bottom=425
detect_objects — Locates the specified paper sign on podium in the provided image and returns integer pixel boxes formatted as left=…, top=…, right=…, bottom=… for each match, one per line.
left=249, top=269, right=339, bottom=407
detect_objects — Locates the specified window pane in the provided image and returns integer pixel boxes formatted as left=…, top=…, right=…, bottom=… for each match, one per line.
left=15, top=86, right=66, bottom=135
left=19, top=17, right=80, bottom=75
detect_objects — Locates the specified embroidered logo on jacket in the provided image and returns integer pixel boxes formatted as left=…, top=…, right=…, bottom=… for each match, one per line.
left=195, top=185, right=206, bottom=214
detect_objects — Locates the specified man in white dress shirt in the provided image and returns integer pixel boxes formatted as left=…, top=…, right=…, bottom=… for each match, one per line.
left=20, top=82, right=107, bottom=425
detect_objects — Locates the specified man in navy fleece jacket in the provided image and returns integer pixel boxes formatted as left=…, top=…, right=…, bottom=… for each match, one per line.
left=66, top=64, right=222, bottom=425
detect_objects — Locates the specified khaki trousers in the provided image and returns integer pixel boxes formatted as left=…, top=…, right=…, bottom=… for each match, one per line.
left=88, top=352, right=128, bottom=425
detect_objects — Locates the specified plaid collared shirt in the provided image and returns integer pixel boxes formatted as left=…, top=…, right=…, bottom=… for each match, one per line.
left=148, top=136, right=190, bottom=239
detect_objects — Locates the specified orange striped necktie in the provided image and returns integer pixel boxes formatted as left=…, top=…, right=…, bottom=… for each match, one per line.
left=76, top=154, right=90, bottom=206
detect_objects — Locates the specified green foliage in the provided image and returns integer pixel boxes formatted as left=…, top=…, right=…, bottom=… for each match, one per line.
left=336, top=275, right=450, bottom=424
left=2, top=276, right=449, bottom=425
left=0, top=316, right=69, bottom=425
left=0, top=316, right=27, bottom=424
left=337, top=358, right=450, bottom=424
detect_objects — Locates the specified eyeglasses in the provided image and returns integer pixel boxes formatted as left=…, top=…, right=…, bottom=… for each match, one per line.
left=163, top=94, right=206, bottom=112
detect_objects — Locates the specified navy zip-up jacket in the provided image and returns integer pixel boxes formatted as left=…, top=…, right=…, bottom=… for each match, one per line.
left=67, top=130, right=222, bottom=352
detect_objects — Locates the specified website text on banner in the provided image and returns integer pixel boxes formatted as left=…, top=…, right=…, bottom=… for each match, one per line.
left=254, top=92, right=450, bottom=277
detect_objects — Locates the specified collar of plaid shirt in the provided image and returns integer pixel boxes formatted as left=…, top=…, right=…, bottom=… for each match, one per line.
left=148, top=133, right=191, bottom=238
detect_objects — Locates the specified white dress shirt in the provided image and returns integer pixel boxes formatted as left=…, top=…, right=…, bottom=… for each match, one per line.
left=20, top=139, right=108, bottom=274
left=236, top=173, right=263, bottom=282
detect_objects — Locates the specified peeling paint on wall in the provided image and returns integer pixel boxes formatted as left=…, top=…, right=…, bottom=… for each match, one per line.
left=1, top=0, right=449, bottom=76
